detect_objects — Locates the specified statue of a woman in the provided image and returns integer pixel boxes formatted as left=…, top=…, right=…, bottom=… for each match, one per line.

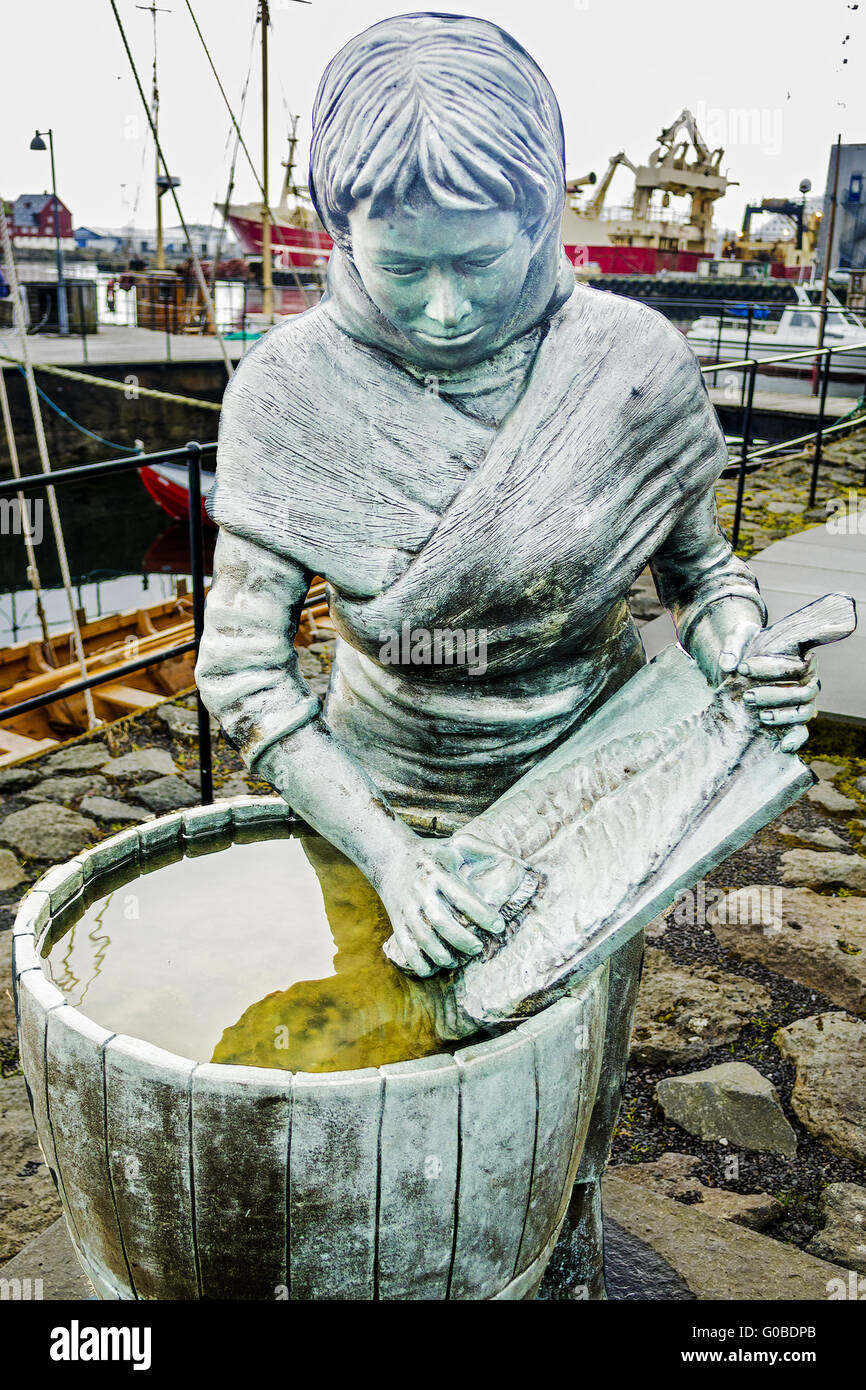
left=196, top=12, right=818, bottom=1296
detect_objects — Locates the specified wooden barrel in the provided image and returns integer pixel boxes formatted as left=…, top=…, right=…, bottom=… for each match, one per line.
left=13, top=800, right=608, bottom=1301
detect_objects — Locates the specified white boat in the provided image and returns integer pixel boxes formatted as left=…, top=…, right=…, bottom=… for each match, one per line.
left=686, top=285, right=866, bottom=393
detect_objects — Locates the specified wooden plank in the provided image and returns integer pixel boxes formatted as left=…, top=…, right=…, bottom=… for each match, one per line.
left=515, top=968, right=608, bottom=1274
left=0, top=729, right=58, bottom=765
left=191, top=1063, right=292, bottom=1300
left=104, top=1035, right=198, bottom=1300
left=45, top=1008, right=133, bottom=1299
left=377, top=1054, right=459, bottom=1301
left=96, top=684, right=166, bottom=711
left=289, top=1069, right=382, bottom=1301
left=450, top=1031, right=537, bottom=1300
left=14, top=966, right=66, bottom=1184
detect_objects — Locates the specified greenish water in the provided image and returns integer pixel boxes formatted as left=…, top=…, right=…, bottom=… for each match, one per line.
left=41, top=832, right=457, bottom=1073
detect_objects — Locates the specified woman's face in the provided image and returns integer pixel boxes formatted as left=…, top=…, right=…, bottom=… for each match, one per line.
left=347, top=197, right=533, bottom=369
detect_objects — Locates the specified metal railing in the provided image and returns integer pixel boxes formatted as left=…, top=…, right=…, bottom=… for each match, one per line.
left=0, top=440, right=216, bottom=803
left=700, top=339, right=866, bottom=546
left=1, top=333, right=865, bottom=794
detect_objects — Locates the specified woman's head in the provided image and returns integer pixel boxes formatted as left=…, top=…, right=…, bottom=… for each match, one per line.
left=310, top=13, right=569, bottom=368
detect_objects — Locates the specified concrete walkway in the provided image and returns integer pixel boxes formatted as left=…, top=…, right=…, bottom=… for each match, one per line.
left=640, top=522, right=866, bottom=724
left=0, top=324, right=250, bottom=367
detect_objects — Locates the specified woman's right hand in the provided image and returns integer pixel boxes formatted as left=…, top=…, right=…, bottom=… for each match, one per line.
left=378, top=839, right=510, bottom=978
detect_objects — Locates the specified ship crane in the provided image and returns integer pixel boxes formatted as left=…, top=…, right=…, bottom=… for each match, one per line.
left=631, top=108, right=733, bottom=244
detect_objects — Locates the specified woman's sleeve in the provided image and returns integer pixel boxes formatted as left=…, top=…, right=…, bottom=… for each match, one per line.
left=195, top=527, right=322, bottom=772
left=649, top=487, right=767, bottom=650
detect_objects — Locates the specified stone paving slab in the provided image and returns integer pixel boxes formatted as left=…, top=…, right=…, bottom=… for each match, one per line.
left=601, top=1174, right=850, bottom=1301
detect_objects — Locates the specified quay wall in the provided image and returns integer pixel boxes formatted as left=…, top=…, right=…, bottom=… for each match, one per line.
left=0, top=361, right=227, bottom=478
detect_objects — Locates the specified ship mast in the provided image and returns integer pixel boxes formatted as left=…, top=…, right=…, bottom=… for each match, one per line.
left=137, top=2, right=171, bottom=272
left=259, top=0, right=272, bottom=320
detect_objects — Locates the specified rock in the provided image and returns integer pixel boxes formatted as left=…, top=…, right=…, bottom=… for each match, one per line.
left=655, top=1062, right=797, bottom=1157
left=805, top=782, right=859, bottom=815
left=601, top=1174, right=849, bottom=1300
left=0, top=1217, right=94, bottom=1300
left=103, top=748, right=179, bottom=782
left=697, top=1189, right=782, bottom=1231
left=218, top=778, right=255, bottom=799
left=806, top=1184, right=866, bottom=1274
left=630, top=948, right=772, bottom=1065
left=79, top=796, right=151, bottom=825
left=156, top=704, right=219, bottom=741
left=0, top=767, right=41, bottom=792
left=766, top=500, right=806, bottom=514
left=296, top=648, right=323, bottom=678
left=39, top=743, right=110, bottom=774
left=0, top=803, right=97, bottom=861
left=775, top=1013, right=866, bottom=1164
left=130, top=775, right=196, bottom=813
left=807, top=759, right=845, bottom=781
left=709, top=887, right=866, bottom=1014
left=0, top=930, right=16, bottom=1034
left=0, top=1075, right=63, bottom=1265
left=607, top=1153, right=704, bottom=1200
left=781, top=849, right=866, bottom=892
left=22, top=774, right=111, bottom=807
left=778, top=825, right=847, bottom=851
left=855, top=777, right=866, bottom=799
left=606, top=1153, right=782, bottom=1232
left=0, top=849, right=26, bottom=892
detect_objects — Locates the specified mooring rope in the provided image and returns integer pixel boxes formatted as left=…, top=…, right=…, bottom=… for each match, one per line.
left=0, top=353, right=222, bottom=411
left=14, top=366, right=141, bottom=452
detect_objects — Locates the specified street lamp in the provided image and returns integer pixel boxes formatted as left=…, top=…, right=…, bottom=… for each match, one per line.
left=797, top=177, right=812, bottom=252
left=29, top=128, right=69, bottom=335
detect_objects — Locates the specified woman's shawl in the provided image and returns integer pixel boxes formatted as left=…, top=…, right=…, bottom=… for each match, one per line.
left=209, top=283, right=728, bottom=668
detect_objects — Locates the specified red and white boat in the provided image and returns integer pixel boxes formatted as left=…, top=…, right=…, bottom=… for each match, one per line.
left=225, top=201, right=332, bottom=270
left=140, top=462, right=216, bottom=524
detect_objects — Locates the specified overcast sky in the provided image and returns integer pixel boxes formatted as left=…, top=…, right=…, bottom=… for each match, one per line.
left=2, top=0, right=863, bottom=236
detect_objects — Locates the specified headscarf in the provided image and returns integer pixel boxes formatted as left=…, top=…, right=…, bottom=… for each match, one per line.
left=308, top=12, right=574, bottom=371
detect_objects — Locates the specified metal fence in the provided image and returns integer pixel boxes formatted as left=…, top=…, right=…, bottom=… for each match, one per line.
left=1, top=333, right=865, bottom=795
left=0, top=441, right=216, bottom=803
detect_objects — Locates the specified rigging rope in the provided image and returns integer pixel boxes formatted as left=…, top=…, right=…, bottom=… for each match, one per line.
left=181, top=0, right=313, bottom=308
left=107, top=0, right=234, bottom=379
left=0, top=359, right=51, bottom=644
left=0, top=198, right=97, bottom=725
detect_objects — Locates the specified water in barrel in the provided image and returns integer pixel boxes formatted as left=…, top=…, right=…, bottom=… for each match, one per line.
left=39, top=830, right=464, bottom=1073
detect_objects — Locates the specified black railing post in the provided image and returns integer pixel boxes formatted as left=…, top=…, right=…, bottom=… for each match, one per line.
left=810, top=345, right=834, bottom=507
left=741, top=304, right=753, bottom=408
left=714, top=303, right=724, bottom=365
left=732, top=360, right=757, bottom=551
left=186, top=440, right=214, bottom=805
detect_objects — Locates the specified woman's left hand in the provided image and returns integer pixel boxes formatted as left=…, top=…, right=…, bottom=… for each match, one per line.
left=687, top=598, right=820, bottom=754
left=733, top=648, right=820, bottom=753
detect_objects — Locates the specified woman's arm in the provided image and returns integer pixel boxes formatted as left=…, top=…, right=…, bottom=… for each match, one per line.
left=650, top=490, right=819, bottom=752
left=196, top=528, right=509, bottom=975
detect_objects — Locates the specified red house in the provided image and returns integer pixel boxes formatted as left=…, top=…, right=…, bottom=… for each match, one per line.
left=11, top=192, right=73, bottom=244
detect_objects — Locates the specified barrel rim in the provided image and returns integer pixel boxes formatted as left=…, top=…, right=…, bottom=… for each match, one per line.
left=13, top=797, right=603, bottom=1085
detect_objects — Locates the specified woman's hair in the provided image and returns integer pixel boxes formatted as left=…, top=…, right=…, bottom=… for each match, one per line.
left=309, top=13, right=566, bottom=251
